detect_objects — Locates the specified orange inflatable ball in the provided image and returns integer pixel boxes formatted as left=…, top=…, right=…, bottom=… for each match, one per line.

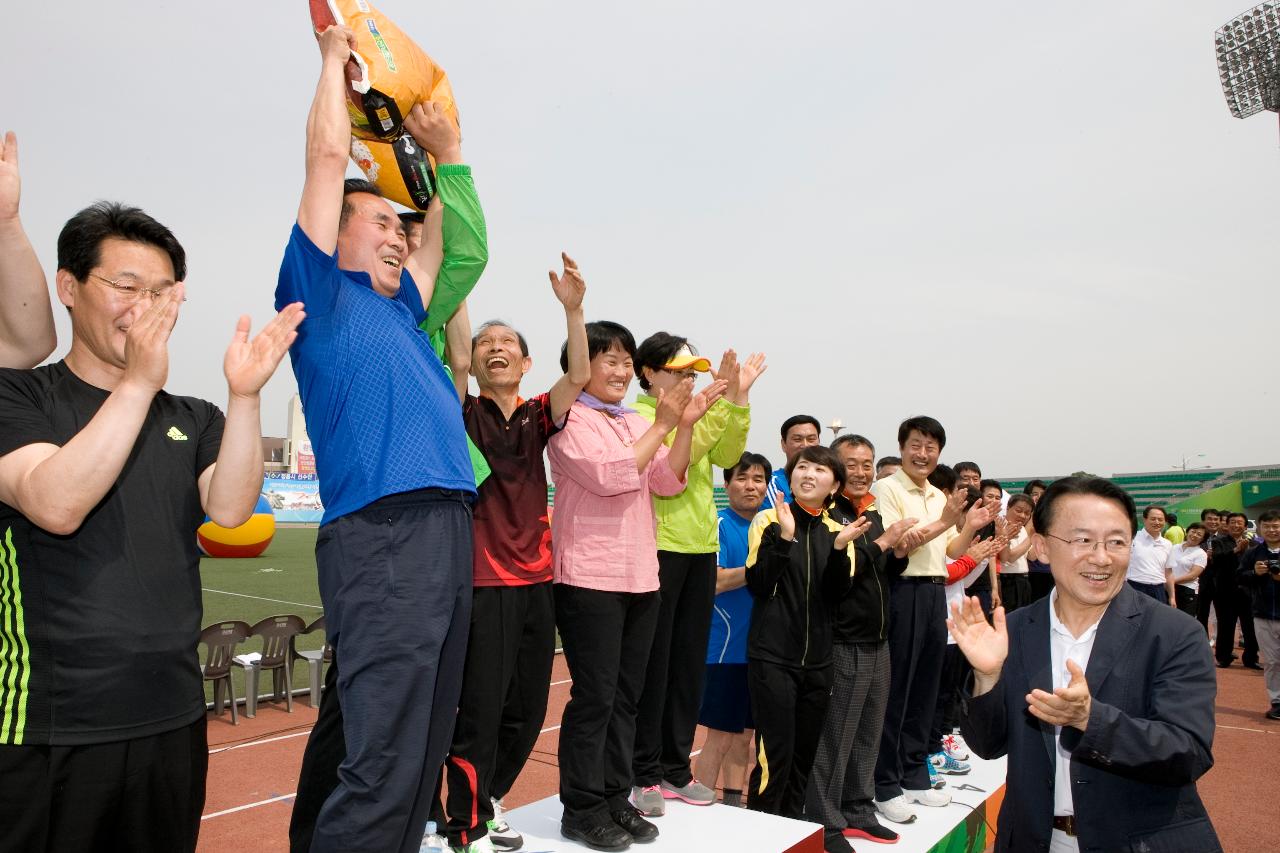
left=309, top=0, right=461, bottom=141
left=197, top=495, right=276, bottom=558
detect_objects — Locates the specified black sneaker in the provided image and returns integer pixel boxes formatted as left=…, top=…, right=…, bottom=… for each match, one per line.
left=845, top=822, right=901, bottom=843
left=561, top=820, right=633, bottom=851
left=1266, top=705, right=1280, bottom=721
left=610, top=807, right=659, bottom=842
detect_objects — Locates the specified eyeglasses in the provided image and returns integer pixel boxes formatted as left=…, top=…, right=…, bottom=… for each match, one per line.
left=1043, top=533, right=1132, bottom=555
left=88, top=273, right=186, bottom=303
left=660, top=368, right=698, bottom=380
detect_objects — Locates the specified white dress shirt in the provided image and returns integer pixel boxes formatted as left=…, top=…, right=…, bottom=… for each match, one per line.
left=1126, top=529, right=1172, bottom=586
left=1047, top=589, right=1105, bottom=823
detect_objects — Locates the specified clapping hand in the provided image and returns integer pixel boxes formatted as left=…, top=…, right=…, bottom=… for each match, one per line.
left=0, top=131, right=20, bottom=223
left=876, top=517, right=919, bottom=553
left=224, top=303, right=306, bottom=399
left=947, top=596, right=1008, bottom=680
left=1027, top=659, right=1092, bottom=732
left=777, top=501, right=796, bottom=541
left=735, top=352, right=768, bottom=404
left=714, top=350, right=741, bottom=402
left=680, top=378, right=729, bottom=427
left=653, top=377, right=693, bottom=432
left=122, top=285, right=185, bottom=394
left=835, top=516, right=873, bottom=549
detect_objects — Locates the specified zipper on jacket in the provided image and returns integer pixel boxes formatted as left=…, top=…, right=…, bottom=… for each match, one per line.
left=802, top=524, right=811, bottom=666
left=865, top=530, right=886, bottom=640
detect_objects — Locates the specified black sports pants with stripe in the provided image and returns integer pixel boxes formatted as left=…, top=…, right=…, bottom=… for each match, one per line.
left=746, top=658, right=832, bottom=819
left=436, top=582, right=556, bottom=847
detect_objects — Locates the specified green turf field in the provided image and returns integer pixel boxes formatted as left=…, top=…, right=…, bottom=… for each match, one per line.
left=199, top=526, right=323, bottom=703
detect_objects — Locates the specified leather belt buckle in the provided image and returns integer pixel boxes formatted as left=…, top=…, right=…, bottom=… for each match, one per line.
left=1053, top=815, right=1077, bottom=837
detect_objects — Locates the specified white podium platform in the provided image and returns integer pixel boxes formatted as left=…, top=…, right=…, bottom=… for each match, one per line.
left=492, top=753, right=1007, bottom=853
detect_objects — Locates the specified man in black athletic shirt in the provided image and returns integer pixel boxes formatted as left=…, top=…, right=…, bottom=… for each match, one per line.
left=0, top=201, right=301, bottom=853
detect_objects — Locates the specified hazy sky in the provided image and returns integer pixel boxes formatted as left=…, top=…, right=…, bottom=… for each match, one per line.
left=5, top=1, right=1277, bottom=478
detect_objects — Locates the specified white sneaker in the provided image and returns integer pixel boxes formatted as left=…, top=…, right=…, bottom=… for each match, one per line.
left=904, top=787, right=951, bottom=807
left=873, top=794, right=917, bottom=824
left=486, top=798, right=522, bottom=850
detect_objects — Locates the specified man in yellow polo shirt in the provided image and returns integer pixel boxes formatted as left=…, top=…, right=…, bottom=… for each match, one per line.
left=869, top=416, right=980, bottom=825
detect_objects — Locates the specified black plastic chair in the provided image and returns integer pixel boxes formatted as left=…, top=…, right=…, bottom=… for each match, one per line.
left=200, top=620, right=251, bottom=725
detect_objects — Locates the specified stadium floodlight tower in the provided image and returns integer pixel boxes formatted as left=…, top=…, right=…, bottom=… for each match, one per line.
left=1216, top=2, right=1280, bottom=136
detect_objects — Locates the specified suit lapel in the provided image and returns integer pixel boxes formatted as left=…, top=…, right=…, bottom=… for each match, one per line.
left=1085, top=585, right=1143, bottom=695
left=1022, top=598, right=1058, bottom=764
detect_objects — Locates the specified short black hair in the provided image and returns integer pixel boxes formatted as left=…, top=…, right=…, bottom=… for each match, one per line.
left=398, top=211, right=425, bottom=226
left=339, top=178, right=385, bottom=228
left=979, top=479, right=1003, bottom=495
left=473, top=320, right=530, bottom=357
left=1257, top=509, right=1280, bottom=526
left=780, top=415, right=821, bottom=442
left=1185, top=522, right=1206, bottom=535
left=928, top=463, right=957, bottom=493
left=784, top=445, right=845, bottom=505
left=897, top=415, right=946, bottom=450
left=1227, top=511, right=1249, bottom=524
left=1023, top=479, right=1048, bottom=494
left=876, top=456, right=901, bottom=472
left=1200, top=508, right=1221, bottom=521
left=635, top=331, right=691, bottom=392
left=962, top=485, right=982, bottom=511
left=831, top=434, right=875, bottom=455
left=1007, top=493, right=1035, bottom=512
left=1032, top=476, right=1137, bottom=538
left=1166, top=512, right=1178, bottom=525
left=57, top=201, right=187, bottom=283
left=724, top=452, right=772, bottom=483
left=954, top=461, right=982, bottom=478
left=1142, top=505, right=1167, bottom=521
left=561, top=320, right=635, bottom=372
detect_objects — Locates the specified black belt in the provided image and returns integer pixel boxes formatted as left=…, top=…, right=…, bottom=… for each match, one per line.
left=1053, top=815, right=1077, bottom=837
left=900, top=575, right=945, bottom=585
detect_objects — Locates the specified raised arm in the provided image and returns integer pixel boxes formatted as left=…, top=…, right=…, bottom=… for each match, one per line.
left=444, top=298, right=472, bottom=402
left=0, top=288, right=183, bottom=534
left=297, top=26, right=359, bottom=253
left=402, top=103, right=487, bottom=329
left=547, top=253, right=589, bottom=424
left=198, top=304, right=305, bottom=527
left=946, top=498, right=1000, bottom=558
left=0, top=132, right=55, bottom=368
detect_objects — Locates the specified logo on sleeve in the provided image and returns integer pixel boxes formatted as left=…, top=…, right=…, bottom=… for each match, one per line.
left=167, top=426, right=189, bottom=441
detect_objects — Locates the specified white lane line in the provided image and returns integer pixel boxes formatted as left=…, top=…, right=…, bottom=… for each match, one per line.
left=209, top=729, right=314, bottom=755
left=202, top=792, right=296, bottom=820
left=1218, top=724, right=1268, bottom=734
left=541, top=724, right=562, bottom=734
left=551, top=678, right=572, bottom=686
left=202, top=588, right=323, bottom=609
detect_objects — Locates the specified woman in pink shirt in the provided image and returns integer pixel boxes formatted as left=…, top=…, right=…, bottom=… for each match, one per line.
left=549, top=320, right=724, bottom=850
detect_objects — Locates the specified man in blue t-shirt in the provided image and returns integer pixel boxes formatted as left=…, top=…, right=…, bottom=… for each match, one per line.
left=761, top=415, right=821, bottom=509
left=281, top=28, right=488, bottom=853
left=694, top=452, right=771, bottom=807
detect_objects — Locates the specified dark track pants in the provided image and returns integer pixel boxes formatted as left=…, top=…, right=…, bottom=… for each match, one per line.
left=928, top=644, right=969, bottom=755
left=632, top=550, right=717, bottom=788
left=556, top=584, right=660, bottom=828
left=438, top=582, right=556, bottom=847
left=874, top=578, right=947, bottom=799
left=1215, top=583, right=1259, bottom=666
left=805, top=642, right=890, bottom=843
left=1175, top=586, right=1199, bottom=619
left=1196, top=573, right=1216, bottom=634
left=0, top=716, right=206, bottom=853
left=1128, top=579, right=1168, bottom=605
left=999, top=574, right=1031, bottom=613
left=747, top=659, right=832, bottom=819
left=292, top=490, right=473, bottom=853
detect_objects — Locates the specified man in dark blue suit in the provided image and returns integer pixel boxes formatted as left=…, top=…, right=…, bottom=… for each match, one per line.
left=950, top=477, right=1221, bottom=853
